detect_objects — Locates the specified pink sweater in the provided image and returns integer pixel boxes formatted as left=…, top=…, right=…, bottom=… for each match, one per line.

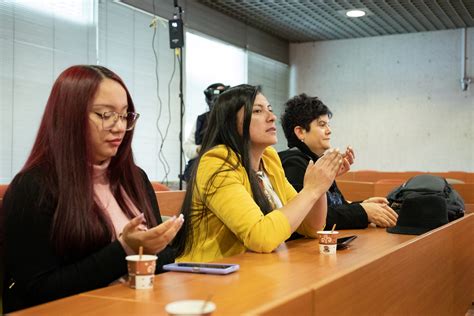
left=93, top=160, right=139, bottom=255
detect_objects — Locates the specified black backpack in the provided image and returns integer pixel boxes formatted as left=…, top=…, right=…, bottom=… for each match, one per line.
left=387, top=174, right=465, bottom=222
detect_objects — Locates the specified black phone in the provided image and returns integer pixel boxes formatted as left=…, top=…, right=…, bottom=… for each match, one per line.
left=337, top=235, right=357, bottom=250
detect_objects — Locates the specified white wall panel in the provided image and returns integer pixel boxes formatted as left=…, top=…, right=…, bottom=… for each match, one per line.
left=0, top=3, right=14, bottom=183
left=99, top=0, right=181, bottom=183
left=248, top=52, right=289, bottom=152
left=11, top=42, right=53, bottom=173
left=0, top=0, right=289, bottom=184
left=0, top=1, right=95, bottom=182
left=0, top=39, right=14, bottom=183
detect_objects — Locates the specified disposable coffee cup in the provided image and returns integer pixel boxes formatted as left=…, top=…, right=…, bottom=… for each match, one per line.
left=126, top=254, right=157, bottom=289
left=165, top=300, right=216, bottom=316
left=317, top=230, right=339, bottom=255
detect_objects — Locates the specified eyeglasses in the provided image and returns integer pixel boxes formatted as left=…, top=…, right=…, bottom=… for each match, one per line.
left=93, top=111, right=140, bottom=131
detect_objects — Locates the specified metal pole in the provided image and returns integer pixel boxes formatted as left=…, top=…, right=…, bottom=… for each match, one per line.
left=178, top=46, right=184, bottom=190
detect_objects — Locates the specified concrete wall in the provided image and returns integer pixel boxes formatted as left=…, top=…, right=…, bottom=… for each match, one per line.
left=289, top=28, right=474, bottom=172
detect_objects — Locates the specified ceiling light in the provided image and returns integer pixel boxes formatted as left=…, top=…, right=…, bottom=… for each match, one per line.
left=346, top=10, right=366, bottom=18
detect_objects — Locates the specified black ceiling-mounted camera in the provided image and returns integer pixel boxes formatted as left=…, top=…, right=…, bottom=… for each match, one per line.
left=204, top=83, right=230, bottom=106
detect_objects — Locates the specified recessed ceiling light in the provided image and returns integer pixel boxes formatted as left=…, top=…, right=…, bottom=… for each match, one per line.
left=346, top=9, right=366, bottom=18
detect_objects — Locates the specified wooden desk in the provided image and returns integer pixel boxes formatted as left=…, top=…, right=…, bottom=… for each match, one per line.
left=452, top=183, right=474, bottom=204
left=256, top=213, right=474, bottom=315
left=466, top=203, right=474, bottom=213
left=14, top=214, right=474, bottom=315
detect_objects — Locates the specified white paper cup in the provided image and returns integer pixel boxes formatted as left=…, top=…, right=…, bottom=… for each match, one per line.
left=317, top=231, right=339, bottom=255
left=126, top=254, right=157, bottom=289
left=165, top=300, right=216, bottom=316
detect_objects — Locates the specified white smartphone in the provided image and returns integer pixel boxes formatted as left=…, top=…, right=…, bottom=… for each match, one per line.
left=163, top=262, right=240, bottom=275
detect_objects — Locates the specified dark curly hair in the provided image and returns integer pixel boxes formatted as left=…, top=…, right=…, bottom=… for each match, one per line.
left=281, top=93, right=332, bottom=147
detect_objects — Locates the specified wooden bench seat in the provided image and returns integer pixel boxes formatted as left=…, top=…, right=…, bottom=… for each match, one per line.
left=337, top=179, right=474, bottom=204
left=338, top=171, right=474, bottom=183
left=155, top=190, right=185, bottom=217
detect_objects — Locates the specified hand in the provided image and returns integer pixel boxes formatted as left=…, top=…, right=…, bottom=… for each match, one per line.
left=303, top=149, right=342, bottom=196
left=363, top=197, right=389, bottom=204
left=337, top=156, right=351, bottom=177
left=361, top=202, right=398, bottom=228
left=122, top=213, right=184, bottom=254
left=336, top=146, right=355, bottom=177
left=343, top=146, right=355, bottom=165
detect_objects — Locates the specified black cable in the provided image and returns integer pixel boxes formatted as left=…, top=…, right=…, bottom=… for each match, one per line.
left=157, top=50, right=178, bottom=183
left=150, top=0, right=172, bottom=185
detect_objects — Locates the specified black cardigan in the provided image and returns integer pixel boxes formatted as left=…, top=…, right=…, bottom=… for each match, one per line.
left=2, top=167, right=175, bottom=313
left=279, top=144, right=369, bottom=230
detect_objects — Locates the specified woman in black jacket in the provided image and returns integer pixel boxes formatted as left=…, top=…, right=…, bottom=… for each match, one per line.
left=2, top=65, right=183, bottom=312
left=279, top=93, right=398, bottom=230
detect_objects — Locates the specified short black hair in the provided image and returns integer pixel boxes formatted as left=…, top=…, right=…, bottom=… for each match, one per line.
left=281, top=93, right=332, bottom=146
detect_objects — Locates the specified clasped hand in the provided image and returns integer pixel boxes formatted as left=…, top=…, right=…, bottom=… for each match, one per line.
left=303, top=148, right=343, bottom=195
left=361, top=197, right=398, bottom=228
left=122, top=213, right=184, bottom=254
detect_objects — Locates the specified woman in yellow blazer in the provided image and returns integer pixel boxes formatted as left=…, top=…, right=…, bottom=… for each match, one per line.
left=174, top=84, right=343, bottom=262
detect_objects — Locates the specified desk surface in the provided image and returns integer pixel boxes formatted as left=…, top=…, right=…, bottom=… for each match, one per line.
left=15, top=214, right=474, bottom=315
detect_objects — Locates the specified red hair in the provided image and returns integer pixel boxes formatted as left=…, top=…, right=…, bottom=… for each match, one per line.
left=23, top=65, right=156, bottom=257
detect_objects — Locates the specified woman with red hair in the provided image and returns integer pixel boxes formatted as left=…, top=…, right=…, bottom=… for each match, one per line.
left=2, top=65, right=183, bottom=312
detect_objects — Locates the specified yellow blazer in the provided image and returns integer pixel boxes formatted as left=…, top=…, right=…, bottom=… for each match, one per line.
left=178, top=145, right=316, bottom=263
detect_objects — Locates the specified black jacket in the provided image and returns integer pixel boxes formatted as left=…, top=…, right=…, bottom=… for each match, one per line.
left=195, top=112, right=209, bottom=145
left=279, top=143, right=369, bottom=230
left=2, top=167, right=175, bottom=312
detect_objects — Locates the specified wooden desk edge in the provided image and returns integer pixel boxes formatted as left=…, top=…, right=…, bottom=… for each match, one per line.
left=244, top=286, right=314, bottom=316
left=253, top=214, right=474, bottom=315
left=11, top=215, right=473, bottom=315
left=300, top=213, right=471, bottom=292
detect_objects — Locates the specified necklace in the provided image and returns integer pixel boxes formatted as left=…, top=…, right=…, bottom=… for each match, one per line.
left=256, top=169, right=276, bottom=209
